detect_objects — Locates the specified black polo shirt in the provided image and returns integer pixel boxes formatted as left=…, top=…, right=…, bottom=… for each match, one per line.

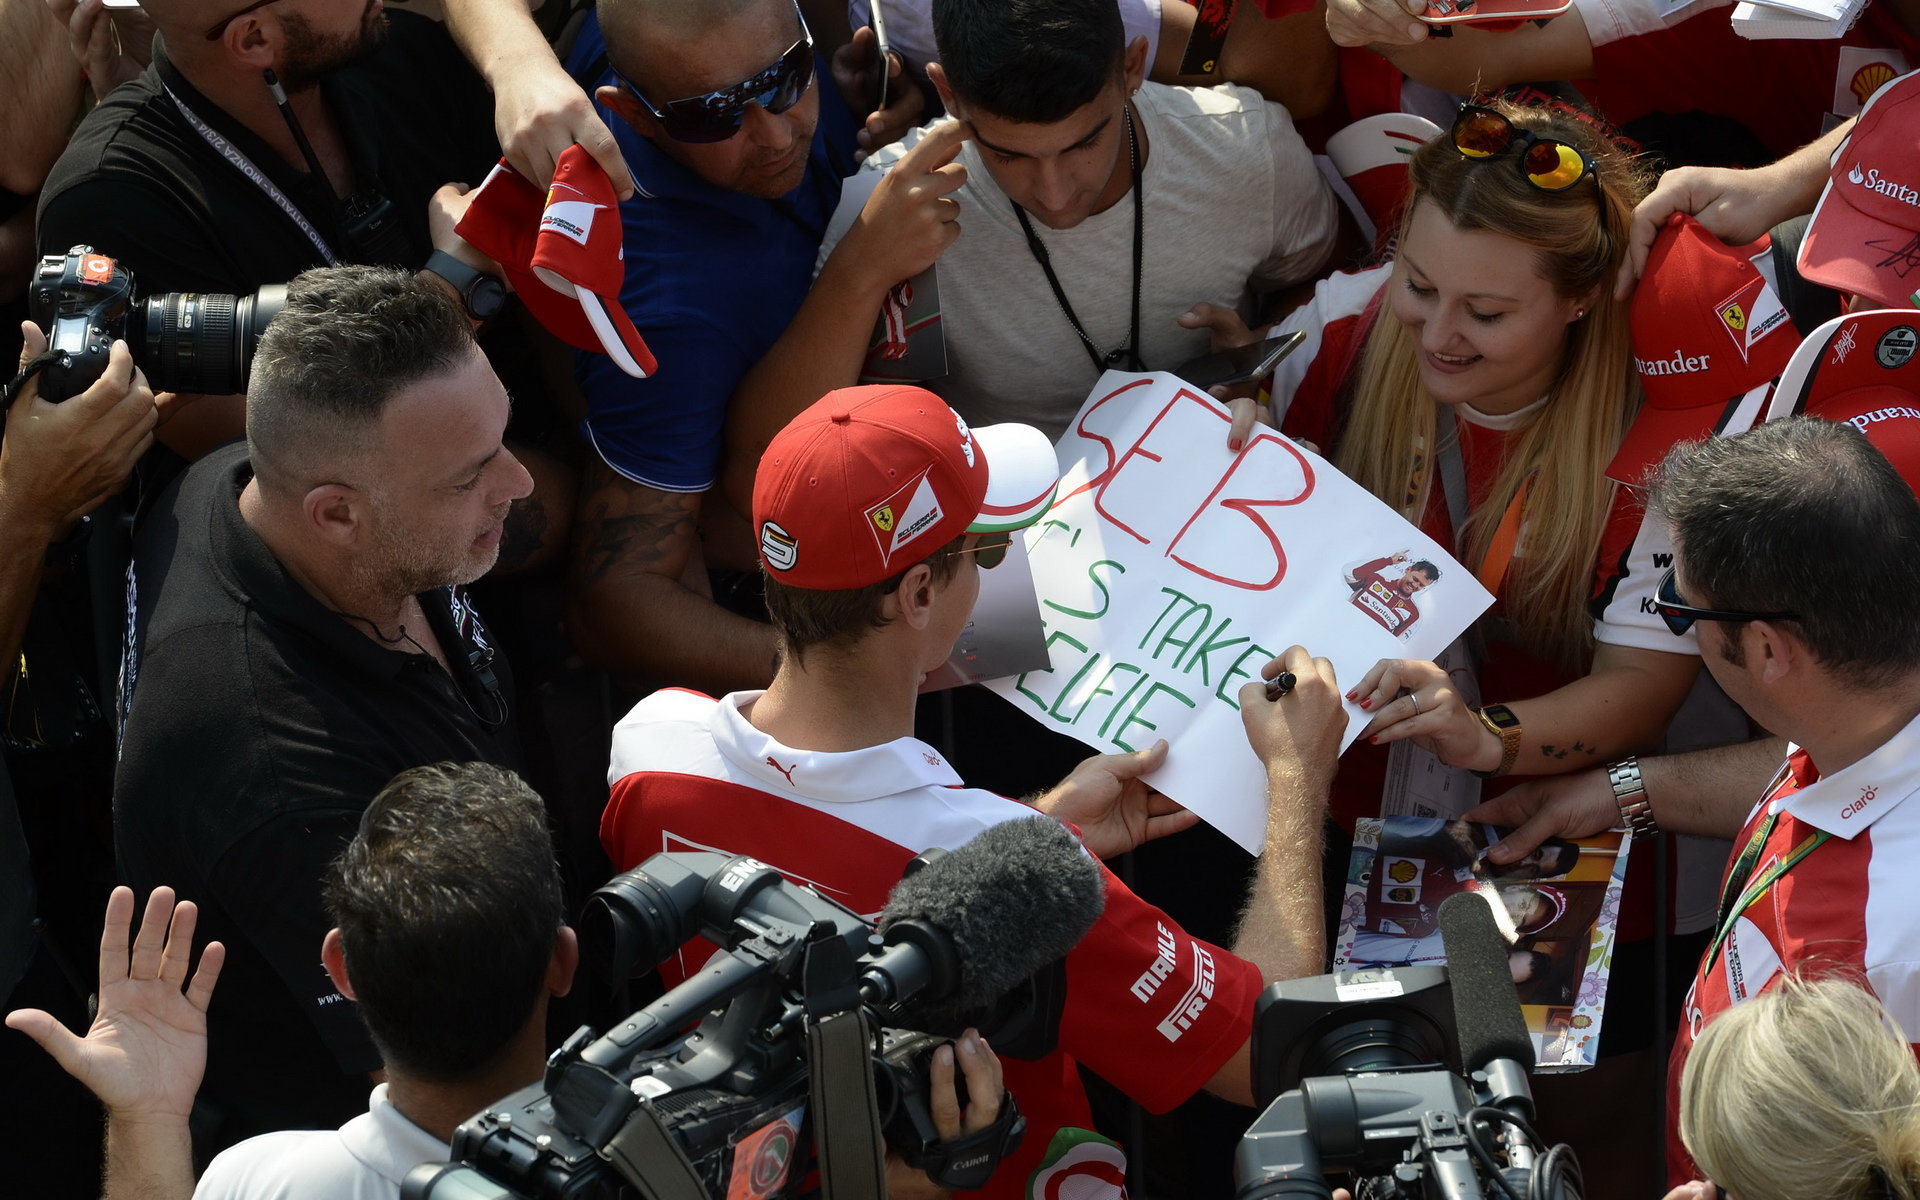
left=37, top=13, right=498, bottom=294
left=114, top=445, right=520, bottom=1152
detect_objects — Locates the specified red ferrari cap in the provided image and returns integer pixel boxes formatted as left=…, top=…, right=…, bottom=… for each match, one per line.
left=754, top=385, right=1060, bottom=590
left=455, top=149, right=657, bottom=379
left=1611, top=215, right=1798, bottom=484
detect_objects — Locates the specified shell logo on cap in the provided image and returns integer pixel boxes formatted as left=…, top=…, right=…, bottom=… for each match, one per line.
left=760, top=522, right=798, bottom=571
left=954, top=410, right=975, bottom=467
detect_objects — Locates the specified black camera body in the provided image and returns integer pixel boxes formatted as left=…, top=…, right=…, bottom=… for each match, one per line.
left=27, top=246, right=286, bottom=401
left=405, top=849, right=1026, bottom=1200
left=1236, top=965, right=1579, bottom=1200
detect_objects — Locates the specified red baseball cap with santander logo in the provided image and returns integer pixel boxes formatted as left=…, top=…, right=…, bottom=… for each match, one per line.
left=755, top=386, right=1061, bottom=590
left=1799, top=69, right=1920, bottom=310
left=1609, top=214, right=1800, bottom=484
left=455, top=146, right=657, bottom=378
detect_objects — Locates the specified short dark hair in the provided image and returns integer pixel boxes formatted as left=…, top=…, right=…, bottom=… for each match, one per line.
left=931, top=0, right=1124, bottom=123
left=324, top=762, right=563, bottom=1081
left=763, top=534, right=966, bottom=661
left=246, top=265, right=474, bottom=489
left=1653, top=418, right=1920, bottom=690
left=1410, top=560, right=1440, bottom=580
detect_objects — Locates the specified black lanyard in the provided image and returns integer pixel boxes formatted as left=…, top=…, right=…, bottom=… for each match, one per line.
left=1012, top=103, right=1144, bottom=374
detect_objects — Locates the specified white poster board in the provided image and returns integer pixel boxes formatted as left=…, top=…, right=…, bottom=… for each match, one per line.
left=986, top=371, right=1495, bottom=852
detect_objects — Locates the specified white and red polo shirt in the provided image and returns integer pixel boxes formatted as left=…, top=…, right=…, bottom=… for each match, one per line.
left=603, top=688, right=1261, bottom=1200
left=1666, top=709, right=1920, bottom=1184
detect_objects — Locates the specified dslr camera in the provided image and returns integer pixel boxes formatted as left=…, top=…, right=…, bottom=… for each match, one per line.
left=27, top=246, right=286, bottom=401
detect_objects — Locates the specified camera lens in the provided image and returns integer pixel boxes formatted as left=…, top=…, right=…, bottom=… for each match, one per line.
left=132, top=285, right=288, bottom=396
left=1306, top=1016, right=1440, bottom=1076
left=580, top=859, right=707, bottom=981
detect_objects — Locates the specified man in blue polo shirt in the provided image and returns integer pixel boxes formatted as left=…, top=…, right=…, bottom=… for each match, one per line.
left=561, top=0, right=935, bottom=693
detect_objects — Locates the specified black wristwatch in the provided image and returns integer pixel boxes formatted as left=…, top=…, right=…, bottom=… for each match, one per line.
left=424, top=249, right=506, bottom=321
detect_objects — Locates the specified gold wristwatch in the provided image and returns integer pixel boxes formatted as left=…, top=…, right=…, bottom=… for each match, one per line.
left=1471, top=704, right=1524, bottom=779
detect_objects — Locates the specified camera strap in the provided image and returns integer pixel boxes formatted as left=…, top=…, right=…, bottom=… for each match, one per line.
left=1, top=352, right=64, bottom=411
left=165, top=87, right=339, bottom=265
left=807, top=1006, right=889, bottom=1200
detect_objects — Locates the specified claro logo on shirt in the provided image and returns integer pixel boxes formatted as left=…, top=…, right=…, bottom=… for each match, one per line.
left=1129, top=922, right=1216, bottom=1042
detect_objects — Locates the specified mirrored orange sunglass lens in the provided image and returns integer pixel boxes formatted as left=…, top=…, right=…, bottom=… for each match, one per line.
left=1524, top=141, right=1586, bottom=189
left=1454, top=111, right=1509, bottom=157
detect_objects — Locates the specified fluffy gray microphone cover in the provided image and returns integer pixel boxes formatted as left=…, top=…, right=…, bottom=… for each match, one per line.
left=879, top=816, right=1106, bottom=1020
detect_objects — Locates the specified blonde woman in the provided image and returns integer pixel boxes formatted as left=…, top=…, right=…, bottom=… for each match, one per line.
left=1672, top=975, right=1920, bottom=1200
left=1188, top=101, right=1692, bottom=827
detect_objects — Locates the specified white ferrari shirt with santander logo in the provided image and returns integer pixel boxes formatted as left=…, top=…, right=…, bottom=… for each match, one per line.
left=602, top=688, right=1260, bottom=1200
left=1665, top=708, right=1920, bottom=1184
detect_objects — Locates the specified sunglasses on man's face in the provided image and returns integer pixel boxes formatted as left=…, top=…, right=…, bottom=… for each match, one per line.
left=954, top=532, right=1013, bottom=570
left=1653, top=566, right=1800, bottom=637
left=617, top=8, right=815, bottom=144
left=1450, top=105, right=1595, bottom=193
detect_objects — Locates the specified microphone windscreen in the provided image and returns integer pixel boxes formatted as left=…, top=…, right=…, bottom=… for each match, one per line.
left=879, top=816, right=1105, bottom=1014
left=1438, top=890, right=1537, bottom=1072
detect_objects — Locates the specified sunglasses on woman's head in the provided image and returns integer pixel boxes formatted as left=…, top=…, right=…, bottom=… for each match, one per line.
left=616, top=5, right=815, bottom=144
left=1450, top=105, right=1595, bottom=193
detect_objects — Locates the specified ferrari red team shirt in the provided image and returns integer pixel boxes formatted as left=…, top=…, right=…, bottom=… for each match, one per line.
left=1666, top=711, right=1920, bottom=1184
left=602, top=688, right=1261, bottom=1200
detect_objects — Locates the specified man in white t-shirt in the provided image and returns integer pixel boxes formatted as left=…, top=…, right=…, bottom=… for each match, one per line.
left=722, top=0, right=1339, bottom=508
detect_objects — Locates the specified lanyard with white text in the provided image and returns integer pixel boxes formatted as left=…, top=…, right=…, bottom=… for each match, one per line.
left=166, top=86, right=338, bottom=265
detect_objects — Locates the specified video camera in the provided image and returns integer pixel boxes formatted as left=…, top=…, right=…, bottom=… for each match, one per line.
left=27, top=246, right=286, bottom=401
left=405, top=816, right=1105, bottom=1200
left=1236, top=893, right=1583, bottom=1200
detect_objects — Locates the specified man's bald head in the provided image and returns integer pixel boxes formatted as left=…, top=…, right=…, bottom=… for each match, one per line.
left=597, top=0, right=760, bottom=81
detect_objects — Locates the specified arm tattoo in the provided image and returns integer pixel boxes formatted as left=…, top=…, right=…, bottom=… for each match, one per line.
left=574, top=467, right=700, bottom=586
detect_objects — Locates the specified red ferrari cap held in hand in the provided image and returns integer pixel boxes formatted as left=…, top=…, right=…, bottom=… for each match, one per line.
left=755, top=385, right=1060, bottom=590
left=1611, top=214, right=1799, bottom=484
left=455, top=148, right=657, bottom=378
left=1800, top=70, right=1920, bottom=310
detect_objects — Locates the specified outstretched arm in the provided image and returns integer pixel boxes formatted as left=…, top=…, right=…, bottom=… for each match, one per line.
left=7, top=886, right=223, bottom=1200
left=1232, top=646, right=1348, bottom=986
left=440, top=0, right=634, bottom=198
left=1353, top=643, right=1702, bottom=777
left=722, top=122, right=972, bottom=514
left=1465, top=736, right=1783, bottom=864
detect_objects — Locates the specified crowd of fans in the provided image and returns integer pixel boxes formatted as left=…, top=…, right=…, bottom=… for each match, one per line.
left=2, top=0, right=1919, bottom=1196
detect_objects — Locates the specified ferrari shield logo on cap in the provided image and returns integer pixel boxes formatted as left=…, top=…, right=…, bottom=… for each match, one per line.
left=871, top=506, right=895, bottom=533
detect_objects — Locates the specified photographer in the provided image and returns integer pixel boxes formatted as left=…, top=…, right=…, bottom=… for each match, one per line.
left=11, top=763, right=1006, bottom=1200
left=0, top=325, right=156, bottom=684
